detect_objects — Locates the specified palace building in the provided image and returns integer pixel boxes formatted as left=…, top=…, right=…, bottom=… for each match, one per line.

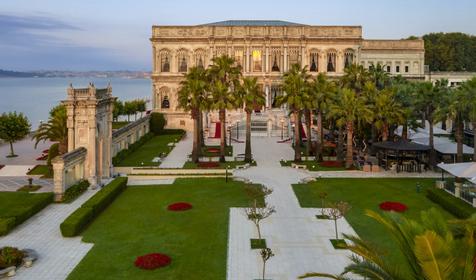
left=150, top=20, right=425, bottom=132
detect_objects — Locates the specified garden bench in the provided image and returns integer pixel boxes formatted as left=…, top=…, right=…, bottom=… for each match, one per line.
left=0, top=266, right=16, bottom=277
left=291, top=163, right=307, bottom=169
left=235, top=163, right=250, bottom=170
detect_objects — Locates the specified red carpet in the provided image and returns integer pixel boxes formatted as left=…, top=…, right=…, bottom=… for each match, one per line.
left=213, top=122, right=221, bottom=138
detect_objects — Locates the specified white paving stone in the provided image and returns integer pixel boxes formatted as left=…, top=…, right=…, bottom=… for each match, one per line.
left=228, top=137, right=358, bottom=280
left=159, top=133, right=192, bottom=168
left=0, top=190, right=98, bottom=280
left=0, top=165, right=34, bottom=177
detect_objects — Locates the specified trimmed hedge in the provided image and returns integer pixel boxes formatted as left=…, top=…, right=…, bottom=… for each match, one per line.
left=60, top=177, right=128, bottom=237
left=112, top=133, right=153, bottom=165
left=62, top=180, right=90, bottom=203
left=0, top=193, right=53, bottom=236
left=150, top=112, right=166, bottom=135
left=426, top=187, right=476, bottom=219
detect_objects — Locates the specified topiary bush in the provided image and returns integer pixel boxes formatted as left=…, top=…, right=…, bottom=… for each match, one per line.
left=150, top=113, right=166, bottom=135
left=426, top=187, right=476, bottom=219
left=0, top=247, right=25, bottom=269
left=62, top=180, right=90, bottom=203
left=60, top=177, right=128, bottom=237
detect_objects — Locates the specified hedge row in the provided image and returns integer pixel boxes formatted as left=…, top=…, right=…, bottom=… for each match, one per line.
left=0, top=193, right=54, bottom=236
left=112, top=133, right=153, bottom=165
left=426, top=187, right=476, bottom=219
left=150, top=112, right=166, bottom=135
left=60, top=177, right=128, bottom=237
left=62, top=180, right=90, bottom=203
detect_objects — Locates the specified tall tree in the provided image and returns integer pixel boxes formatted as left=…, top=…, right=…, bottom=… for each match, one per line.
left=368, top=63, right=390, bottom=90
left=277, top=63, right=311, bottom=162
left=177, top=66, right=208, bottom=163
left=329, top=88, right=372, bottom=168
left=113, top=100, right=123, bottom=122
left=33, top=105, right=68, bottom=154
left=372, top=88, right=405, bottom=141
left=308, top=73, right=336, bottom=161
left=207, top=55, right=241, bottom=162
left=239, top=77, right=265, bottom=163
left=0, top=112, right=31, bottom=157
left=461, top=77, right=476, bottom=162
left=341, top=64, right=371, bottom=94
left=394, top=80, right=418, bottom=140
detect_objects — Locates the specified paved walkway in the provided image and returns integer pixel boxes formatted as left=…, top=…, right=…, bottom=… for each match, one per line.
left=228, top=137, right=358, bottom=280
left=0, top=190, right=97, bottom=280
left=0, top=139, right=51, bottom=165
left=0, top=176, right=53, bottom=192
left=159, top=132, right=192, bottom=168
left=0, top=165, right=35, bottom=177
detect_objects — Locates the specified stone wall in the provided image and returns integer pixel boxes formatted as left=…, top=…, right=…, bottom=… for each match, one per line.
left=111, top=115, right=150, bottom=157
left=52, top=147, right=87, bottom=201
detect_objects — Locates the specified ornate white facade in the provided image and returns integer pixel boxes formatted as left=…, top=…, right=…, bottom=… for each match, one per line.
left=150, top=20, right=425, bottom=130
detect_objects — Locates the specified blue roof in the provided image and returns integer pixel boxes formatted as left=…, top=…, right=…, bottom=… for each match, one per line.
left=201, top=20, right=306, bottom=27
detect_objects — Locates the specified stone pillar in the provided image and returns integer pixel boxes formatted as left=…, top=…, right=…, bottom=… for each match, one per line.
left=52, top=160, right=65, bottom=202
left=336, top=50, right=344, bottom=73
left=319, top=53, right=327, bottom=73
left=265, top=85, right=269, bottom=109
left=455, top=185, right=461, bottom=198
left=265, top=46, right=269, bottom=73
left=245, top=46, right=250, bottom=73
left=284, top=47, right=288, bottom=72
left=88, top=109, right=97, bottom=186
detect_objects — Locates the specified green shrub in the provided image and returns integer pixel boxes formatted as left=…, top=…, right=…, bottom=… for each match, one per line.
left=0, top=218, right=15, bottom=236
left=60, top=206, right=94, bottom=237
left=112, top=133, right=153, bottom=165
left=0, top=246, right=25, bottom=268
left=62, top=180, right=90, bottom=203
left=426, top=187, right=476, bottom=219
left=150, top=112, right=166, bottom=135
left=60, top=177, right=128, bottom=237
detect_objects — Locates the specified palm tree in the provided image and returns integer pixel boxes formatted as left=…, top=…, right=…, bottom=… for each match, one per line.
left=277, top=63, right=311, bottom=162
left=239, top=77, right=265, bottom=163
left=461, top=77, right=476, bottom=162
left=394, top=81, right=418, bottom=140
left=368, top=63, right=390, bottom=90
left=207, top=55, right=241, bottom=162
left=300, top=208, right=476, bottom=280
left=341, top=64, right=370, bottom=94
left=372, top=88, right=405, bottom=141
left=308, top=73, right=336, bottom=161
left=33, top=104, right=68, bottom=154
left=329, top=88, right=372, bottom=168
left=177, top=66, right=208, bottom=163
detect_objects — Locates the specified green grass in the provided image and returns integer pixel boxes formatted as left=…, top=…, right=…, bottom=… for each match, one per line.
left=17, top=185, right=42, bottom=192
left=250, top=238, right=267, bottom=249
left=114, top=134, right=181, bottom=167
left=112, top=121, right=129, bottom=129
left=182, top=160, right=256, bottom=169
left=67, top=178, right=263, bottom=280
left=293, top=178, right=454, bottom=273
left=330, top=239, right=348, bottom=249
left=27, top=165, right=52, bottom=178
left=280, top=160, right=347, bottom=171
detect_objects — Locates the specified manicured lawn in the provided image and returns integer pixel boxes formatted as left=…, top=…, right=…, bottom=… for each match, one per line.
left=280, top=160, right=347, bottom=171
left=114, top=134, right=182, bottom=167
left=182, top=160, right=256, bottom=169
left=0, top=191, right=53, bottom=235
left=67, top=178, right=263, bottom=280
left=293, top=178, right=454, bottom=275
left=27, top=165, right=52, bottom=178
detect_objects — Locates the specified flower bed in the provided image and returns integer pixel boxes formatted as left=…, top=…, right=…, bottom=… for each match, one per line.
left=167, top=202, right=193, bottom=211
left=206, top=148, right=220, bottom=153
left=0, top=247, right=24, bottom=269
left=134, top=253, right=171, bottom=270
left=320, top=161, right=344, bottom=168
left=379, top=201, right=408, bottom=212
left=36, top=154, right=48, bottom=161
left=197, top=162, right=220, bottom=168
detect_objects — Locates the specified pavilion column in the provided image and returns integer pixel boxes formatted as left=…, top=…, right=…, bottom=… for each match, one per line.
left=336, top=50, right=344, bottom=73
left=265, top=46, right=269, bottom=73
left=246, top=46, right=250, bottom=73
left=284, top=47, right=288, bottom=72
left=319, top=53, right=327, bottom=73
left=265, top=85, right=269, bottom=109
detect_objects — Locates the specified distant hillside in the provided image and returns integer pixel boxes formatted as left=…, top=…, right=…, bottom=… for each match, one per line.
left=0, top=69, right=41, bottom=77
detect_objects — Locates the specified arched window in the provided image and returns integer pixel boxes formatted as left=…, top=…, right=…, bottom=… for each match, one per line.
left=288, top=47, right=300, bottom=67
left=194, top=48, right=206, bottom=69
left=177, top=49, right=188, bottom=73
left=160, top=50, right=171, bottom=72
left=234, top=49, right=244, bottom=68
left=309, top=50, right=319, bottom=72
left=327, top=50, right=337, bottom=72
left=270, top=48, right=281, bottom=72
left=161, top=96, right=170, bottom=109
left=344, top=49, right=354, bottom=68
left=252, top=49, right=262, bottom=72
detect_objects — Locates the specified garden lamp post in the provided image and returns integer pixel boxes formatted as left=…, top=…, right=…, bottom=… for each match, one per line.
left=292, top=123, right=296, bottom=146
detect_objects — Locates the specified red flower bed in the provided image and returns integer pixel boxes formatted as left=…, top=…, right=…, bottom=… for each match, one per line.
left=197, top=162, right=220, bottom=168
left=0, top=165, right=4, bottom=170
left=42, top=149, right=49, bottom=154
left=320, top=161, right=344, bottom=168
left=379, top=201, right=408, bottom=213
left=134, top=253, right=171, bottom=270
left=206, top=148, right=220, bottom=153
left=36, top=154, right=48, bottom=161
left=167, top=202, right=193, bottom=211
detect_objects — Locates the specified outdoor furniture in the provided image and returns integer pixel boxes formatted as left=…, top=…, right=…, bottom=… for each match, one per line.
left=373, top=140, right=430, bottom=173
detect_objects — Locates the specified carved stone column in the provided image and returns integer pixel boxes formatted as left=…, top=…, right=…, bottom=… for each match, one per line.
left=336, top=50, right=344, bottom=73
left=284, top=46, right=288, bottom=72
left=265, top=46, right=269, bottom=73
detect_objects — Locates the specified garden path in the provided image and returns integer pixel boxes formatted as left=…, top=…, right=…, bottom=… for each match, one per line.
left=229, top=137, right=358, bottom=280
left=0, top=189, right=98, bottom=280
left=159, top=132, right=192, bottom=168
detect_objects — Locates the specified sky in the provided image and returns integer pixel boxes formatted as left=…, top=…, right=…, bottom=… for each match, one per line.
left=1, top=0, right=475, bottom=71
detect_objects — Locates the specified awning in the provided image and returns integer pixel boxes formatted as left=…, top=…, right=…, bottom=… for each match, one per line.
left=437, top=162, right=476, bottom=179
left=373, top=139, right=431, bottom=151
left=412, top=136, right=474, bottom=155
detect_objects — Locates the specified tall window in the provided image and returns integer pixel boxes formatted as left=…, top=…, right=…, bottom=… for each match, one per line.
left=158, top=87, right=170, bottom=109
left=309, top=52, right=318, bottom=72
left=344, top=50, right=354, bottom=68
left=252, top=50, right=262, bottom=72
left=234, top=49, right=243, bottom=68
left=161, top=96, right=170, bottom=109
left=270, top=48, right=281, bottom=72
left=194, top=49, right=206, bottom=69
left=177, top=50, right=188, bottom=73
left=288, top=48, right=299, bottom=67
left=327, top=51, right=336, bottom=72
left=160, top=51, right=170, bottom=72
